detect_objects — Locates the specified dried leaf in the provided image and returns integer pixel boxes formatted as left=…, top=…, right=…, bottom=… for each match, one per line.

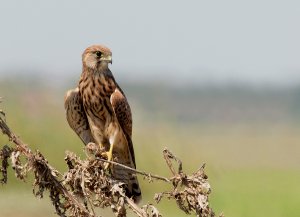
left=0, top=145, right=13, bottom=184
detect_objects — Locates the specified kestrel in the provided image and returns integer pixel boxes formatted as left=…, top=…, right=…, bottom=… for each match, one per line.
left=64, top=45, right=141, bottom=202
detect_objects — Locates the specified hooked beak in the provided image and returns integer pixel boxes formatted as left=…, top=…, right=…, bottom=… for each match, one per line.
left=100, top=55, right=112, bottom=64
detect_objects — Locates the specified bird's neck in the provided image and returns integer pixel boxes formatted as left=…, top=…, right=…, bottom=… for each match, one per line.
left=82, top=64, right=113, bottom=77
left=79, top=65, right=116, bottom=93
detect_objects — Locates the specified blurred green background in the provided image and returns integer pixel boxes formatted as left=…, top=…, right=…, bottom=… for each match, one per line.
left=1, top=0, right=300, bottom=216
left=1, top=78, right=300, bottom=217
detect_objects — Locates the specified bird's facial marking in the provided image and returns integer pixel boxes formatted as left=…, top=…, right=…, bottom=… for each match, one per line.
left=84, top=53, right=98, bottom=69
left=82, top=45, right=112, bottom=70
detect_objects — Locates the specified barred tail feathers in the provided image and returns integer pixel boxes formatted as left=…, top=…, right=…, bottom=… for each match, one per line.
left=112, top=155, right=142, bottom=203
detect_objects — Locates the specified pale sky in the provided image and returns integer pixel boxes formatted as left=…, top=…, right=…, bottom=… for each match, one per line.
left=0, top=0, right=299, bottom=86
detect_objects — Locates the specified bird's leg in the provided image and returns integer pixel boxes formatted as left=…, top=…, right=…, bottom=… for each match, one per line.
left=104, top=143, right=114, bottom=169
left=101, top=144, right=113, bottom=170
left=102, top=130, right=120, bottom=169
left=107, top=143, right=114, bottom=161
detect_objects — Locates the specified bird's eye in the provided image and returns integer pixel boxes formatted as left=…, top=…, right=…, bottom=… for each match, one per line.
left=95, top=51, right=102, bottom=57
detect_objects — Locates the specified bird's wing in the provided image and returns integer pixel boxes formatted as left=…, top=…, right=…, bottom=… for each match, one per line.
left=110, top=86, right=136, bottom=167
left=64, top=87, right=94, bottom=145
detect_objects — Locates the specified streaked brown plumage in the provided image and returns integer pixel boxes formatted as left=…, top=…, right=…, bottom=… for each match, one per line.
left=64, top=45, right=141, bottom=202
left=64, top=87, right=95, bottom=145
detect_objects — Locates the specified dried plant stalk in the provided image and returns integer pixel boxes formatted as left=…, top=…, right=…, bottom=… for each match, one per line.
left=0, top=103, right=222, bottom=217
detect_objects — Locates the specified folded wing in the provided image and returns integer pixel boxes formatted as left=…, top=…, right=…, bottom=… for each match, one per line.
left=64, top=87, right=94, bottom=145
left=110, top=86, right=136, bottom=166
left=110, top=86, right=142, bottom=202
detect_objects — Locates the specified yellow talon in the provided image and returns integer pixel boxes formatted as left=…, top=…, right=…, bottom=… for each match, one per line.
left=102, top=144, right=114, bottom=169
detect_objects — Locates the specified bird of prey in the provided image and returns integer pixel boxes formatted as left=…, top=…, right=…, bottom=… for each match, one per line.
left=64, top=45, right=141, bottom=203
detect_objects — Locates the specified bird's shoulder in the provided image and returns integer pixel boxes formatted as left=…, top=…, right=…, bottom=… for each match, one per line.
left=64, top=87, right=81, bottom=109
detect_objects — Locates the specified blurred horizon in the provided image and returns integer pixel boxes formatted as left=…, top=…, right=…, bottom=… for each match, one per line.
left=2, top=69, right=300, bottom=89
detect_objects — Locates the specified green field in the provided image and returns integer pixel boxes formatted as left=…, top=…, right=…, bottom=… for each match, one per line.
left=1, top=79, right=300, bottom=217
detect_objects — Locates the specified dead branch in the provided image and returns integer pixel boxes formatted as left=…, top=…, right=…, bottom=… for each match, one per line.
left=0, top=109, right=92, bottom=216
left=97, top=158, right=170, bottom=183
left=0, top=145, right=12, bottom=184
left=0, top=103, right=221, bottom=217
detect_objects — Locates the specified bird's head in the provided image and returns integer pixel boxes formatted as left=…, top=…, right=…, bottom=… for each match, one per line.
left=82, top=45, right=112, bottom=70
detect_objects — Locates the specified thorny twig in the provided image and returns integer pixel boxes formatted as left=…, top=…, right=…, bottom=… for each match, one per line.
left=0, top=103, right=221, bottom=217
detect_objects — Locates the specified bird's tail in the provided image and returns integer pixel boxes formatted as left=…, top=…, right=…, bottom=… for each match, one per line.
left=111, top=143, right=142, bottom=203
left=112, top=163, right=142, bottom=203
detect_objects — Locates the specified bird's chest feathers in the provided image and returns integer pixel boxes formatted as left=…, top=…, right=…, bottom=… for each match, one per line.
left=79, top=73, right=116, bottom=129
left=81, top=73, right=115, bottom=104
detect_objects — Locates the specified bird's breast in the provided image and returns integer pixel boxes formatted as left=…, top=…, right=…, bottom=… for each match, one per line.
left=79, top=74, right=116, bottom=132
